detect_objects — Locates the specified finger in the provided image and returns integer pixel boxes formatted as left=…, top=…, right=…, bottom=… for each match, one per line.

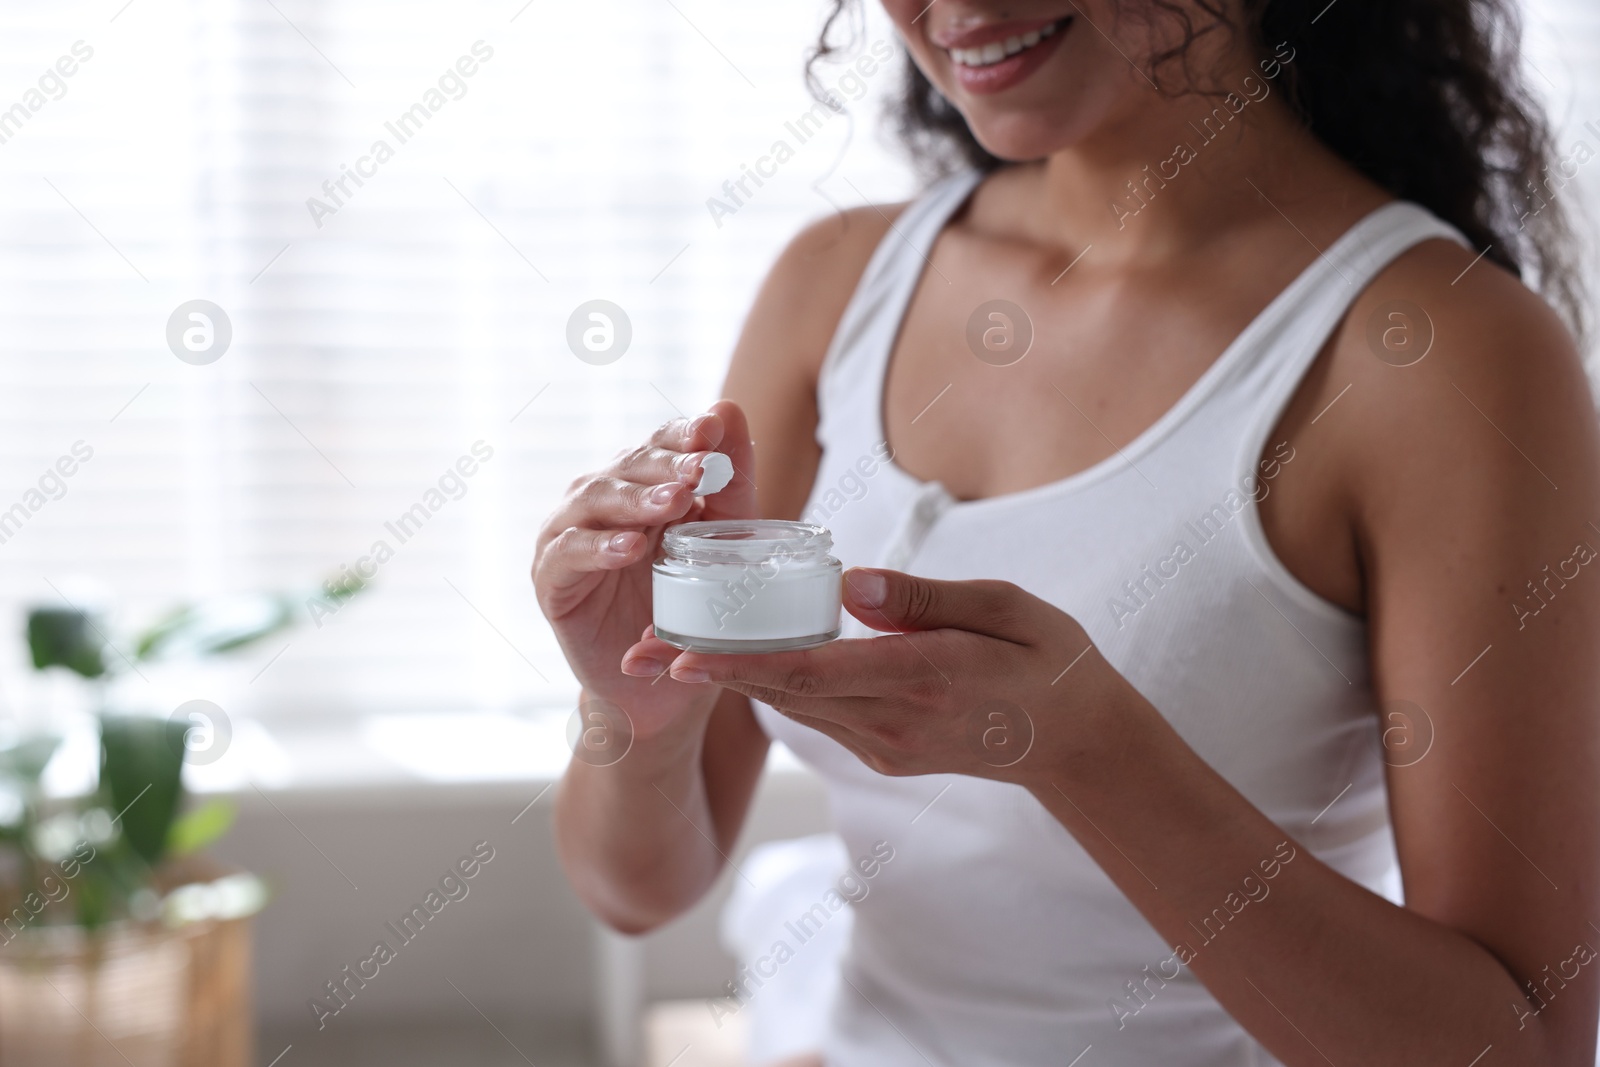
left=842, top=568, right=1038, bottom=643
left=546, top=476, right=694, bottom=538
left=696, top=399, right=759, bottom=520
left=667, top=635, right=938, bottom=699
left=536, top=527, right=648, bottom=598
left=647, top=410, right=726, bottom=454
left=712, top=678, right=885, bottom=720
left=771, top=706, right=894, bottom=774
left=619, top=633, right=688, bottom=679
left=611, top=446, right=723, bottom=491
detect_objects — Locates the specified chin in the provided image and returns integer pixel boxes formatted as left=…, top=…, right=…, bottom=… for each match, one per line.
left=962, top=111, right=1084, bottom=162
left=953, top=97, right=1107, bottom=161
left=896, top=3, right=1144, bottom=166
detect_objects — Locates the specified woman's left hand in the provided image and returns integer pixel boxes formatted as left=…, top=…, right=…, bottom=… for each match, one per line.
left=620, top=567, right=1131, bottom=786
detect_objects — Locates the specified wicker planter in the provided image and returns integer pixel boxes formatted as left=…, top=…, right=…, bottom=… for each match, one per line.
left=0, top=867, right=261, bottom=1067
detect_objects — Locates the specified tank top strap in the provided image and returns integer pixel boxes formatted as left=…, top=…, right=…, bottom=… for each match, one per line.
left=1224, top=200, right=1471, bottom=461
left=815, top=168, right=985, bottom=440
left=816, top=172, right=1472, bottom=493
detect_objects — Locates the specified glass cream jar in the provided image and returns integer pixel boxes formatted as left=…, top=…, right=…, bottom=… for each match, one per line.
left=652, top=520, right=842, bottom=653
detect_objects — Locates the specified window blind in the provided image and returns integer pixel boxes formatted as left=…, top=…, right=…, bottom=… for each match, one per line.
left=0, top=0, right=1593, bottom=732
left=0, top=0, right=917, bottom=726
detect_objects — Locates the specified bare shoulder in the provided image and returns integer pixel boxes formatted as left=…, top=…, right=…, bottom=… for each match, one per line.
left=1263, top=227, right=1600, bottom=614
left=730, top=202, right=909, bottom=385
left=1296, top=228, right=1600, bottom=628
left=1321, top=236, right=1598, bottom=519
left=722, top=202, right=907, bottom=520
left=1347, top=235, right=1584, bottom=392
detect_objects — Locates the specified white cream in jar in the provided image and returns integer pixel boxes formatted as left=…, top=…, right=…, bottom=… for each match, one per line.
left=652, top=520, right=842, bottom=653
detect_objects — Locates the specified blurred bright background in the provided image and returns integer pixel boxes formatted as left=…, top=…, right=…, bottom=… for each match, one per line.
left=0, top=1, right=1598, bottom=1065
left=0, top=0, right=918, bottom=733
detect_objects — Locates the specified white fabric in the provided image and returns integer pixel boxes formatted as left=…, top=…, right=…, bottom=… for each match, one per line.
left=720, top=834, right=855, bottom=1065
left=749, top=168, right=1470, bottom=1066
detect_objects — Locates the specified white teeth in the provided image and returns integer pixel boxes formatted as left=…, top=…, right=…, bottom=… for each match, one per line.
left=948, top=19, right=1063, bottom=67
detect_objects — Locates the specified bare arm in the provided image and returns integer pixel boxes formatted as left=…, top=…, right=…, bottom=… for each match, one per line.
left=1024, top=246, right=1600, bottom=1064
left=548, top=206, right=898, bottom=932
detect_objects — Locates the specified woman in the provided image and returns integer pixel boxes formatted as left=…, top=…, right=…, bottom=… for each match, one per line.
left=537, top=1, right=1600, bottom=1063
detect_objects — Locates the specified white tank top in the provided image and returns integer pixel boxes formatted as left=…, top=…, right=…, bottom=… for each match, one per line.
left=748, top=168, right=1470, bottom=1067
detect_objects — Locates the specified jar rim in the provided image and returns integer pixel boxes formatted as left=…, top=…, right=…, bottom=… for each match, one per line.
left=662, top=519, right=832, bottom=564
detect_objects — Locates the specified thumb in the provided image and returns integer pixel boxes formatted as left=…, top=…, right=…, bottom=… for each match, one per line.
left=842, top=568, right=1034, bottom=640
left=697, top=399, right=758, bottom=521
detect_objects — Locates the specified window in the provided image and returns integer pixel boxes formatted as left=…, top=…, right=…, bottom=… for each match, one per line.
left=1, top=0, right=1593, bottom=734
left=0, top=0, right=917, bottom=726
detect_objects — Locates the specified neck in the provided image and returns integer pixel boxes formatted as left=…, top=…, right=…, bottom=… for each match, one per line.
left=1031, top=71, right=1336, bottom=263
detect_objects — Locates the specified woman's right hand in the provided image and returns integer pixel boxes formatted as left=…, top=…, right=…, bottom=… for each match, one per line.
left=533, top=399, right=758, bottom=738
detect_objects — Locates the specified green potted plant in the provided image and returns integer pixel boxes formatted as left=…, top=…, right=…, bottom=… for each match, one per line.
left=0, top=578, right=359, bottom=1067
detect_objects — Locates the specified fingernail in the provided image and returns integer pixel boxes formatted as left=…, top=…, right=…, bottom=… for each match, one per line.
left=608, top=533, right=636, bottom=554
left=849, top=570, right=887, bottom=607
left=671, top=666, right=709, bottom=683
left=687, top=413, right=715, bottom=436
left=675, top=451, right=706, bottom=482
left=623, top=658, right=664, bottom=677
left=650, top=483, right=677, bottom=504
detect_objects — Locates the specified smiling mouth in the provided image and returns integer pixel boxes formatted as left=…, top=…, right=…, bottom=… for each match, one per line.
left=946, top=18, right=1068, bottom=68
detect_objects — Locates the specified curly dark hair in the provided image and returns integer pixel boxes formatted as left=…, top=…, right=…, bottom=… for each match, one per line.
left=807, top=0, right=1588, bottom=344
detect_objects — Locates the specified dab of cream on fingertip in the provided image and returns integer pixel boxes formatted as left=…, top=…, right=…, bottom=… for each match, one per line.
left=692, top=451, right=734, bottom=496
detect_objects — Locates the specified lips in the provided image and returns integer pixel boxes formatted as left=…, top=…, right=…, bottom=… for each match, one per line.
left=937, top=16, right=1072, bottom=95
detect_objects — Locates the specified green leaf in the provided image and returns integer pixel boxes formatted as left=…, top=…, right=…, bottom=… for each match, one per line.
left=319, top=570, right=366, bottom=605
left=0, top=734, right=63, bottom=787
left=166, top=798, right=236, bottom=856
left=98, top=715, right=188, bottom=869
left=26, top=608, right=106, bottom=678
left=70, top=838, right=147, bottom=931
left=133, top=594, right=297, bottom=662
left=72, top=859, right=115, bottom=930
left=132, top=605, right=192, bottom=660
